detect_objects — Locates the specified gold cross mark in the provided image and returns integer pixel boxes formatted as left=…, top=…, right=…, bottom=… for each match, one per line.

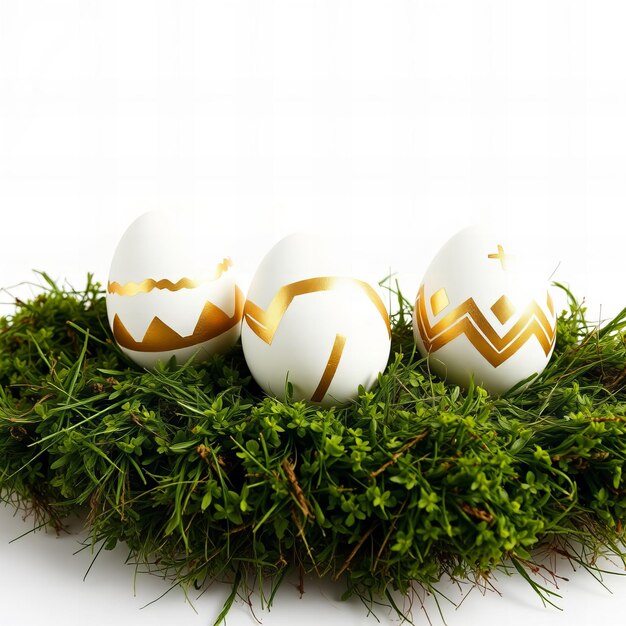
left=488, top=244, right=509, bottom=270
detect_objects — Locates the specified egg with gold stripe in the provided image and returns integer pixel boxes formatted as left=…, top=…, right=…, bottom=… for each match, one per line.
left=241, top=233, right=391, bottom=406
left=413, top=226, right=557, bottom=395
left=106, top=211, right=243, bottom=369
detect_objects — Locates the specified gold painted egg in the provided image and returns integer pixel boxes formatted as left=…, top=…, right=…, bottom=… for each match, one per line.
left=106, top=211, right=243, bottom=369
left=413, top=226, right=557, bottom=395
left=241, top=233, right=391, bottom=406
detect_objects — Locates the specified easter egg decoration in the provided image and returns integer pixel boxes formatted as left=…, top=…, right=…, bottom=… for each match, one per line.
left=106, top=211, right=243, bottom=369
left=241, top=232, right=391, bottom=406
left=413, top=226, right=557, bottom=395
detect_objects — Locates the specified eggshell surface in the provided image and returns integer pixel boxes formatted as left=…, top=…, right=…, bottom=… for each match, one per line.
left=241, top=233, right=391, bottom=406
left=413, top=226, right=557, bottom=395
left=106, top=211, right=243, bottom=369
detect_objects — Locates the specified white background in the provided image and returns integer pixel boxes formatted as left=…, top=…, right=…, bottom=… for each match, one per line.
left=0, top=1, right=625, bottom=625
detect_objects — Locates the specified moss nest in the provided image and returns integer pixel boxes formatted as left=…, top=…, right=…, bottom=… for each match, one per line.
left=0, top=274, right=625, bottom=622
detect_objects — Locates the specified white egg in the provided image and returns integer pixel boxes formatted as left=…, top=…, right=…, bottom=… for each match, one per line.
left=241, top=233, right=391, bottom=406
left=413, top=226, right=557, bottom=395
left=106, top=211, right=243, bottom=369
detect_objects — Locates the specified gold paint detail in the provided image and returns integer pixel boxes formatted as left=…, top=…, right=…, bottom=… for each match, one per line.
left=310, top=334, right=347, bottom=403
left=112, top=285, right=244, bottom=353
left=243, top=277, right=391, bottom=345
left=490, top=295, right=516, bottom=325
left=547, top=291, right=554, bottom=316
left=487, top=244, right=509, bottom=270
left=430, top=288, right=450, bottom=316
left=107, top=258, right=233, bottom=296
left=415, top=285, right=556, bottom=368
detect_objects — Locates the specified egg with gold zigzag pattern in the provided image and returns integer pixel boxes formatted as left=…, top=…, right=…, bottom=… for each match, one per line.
left=413, top=226, right=557, bottom=395
left=106, top=211, right=243, bottom=369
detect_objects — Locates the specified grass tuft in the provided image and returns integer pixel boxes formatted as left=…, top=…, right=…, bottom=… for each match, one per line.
left=0, top=274, right=624, bottom=622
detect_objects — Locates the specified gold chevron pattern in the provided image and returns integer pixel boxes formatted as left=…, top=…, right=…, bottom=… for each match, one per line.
left=113, top=285, right=244, bottom=352
left=107, top=258, right=233, bottom=296
left=415, top=285, right=556, bottom=368
left=243, top=276, right=390, bottom=345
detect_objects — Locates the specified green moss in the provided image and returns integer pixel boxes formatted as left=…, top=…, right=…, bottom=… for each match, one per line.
left=0, top=274, right=624, bottom=623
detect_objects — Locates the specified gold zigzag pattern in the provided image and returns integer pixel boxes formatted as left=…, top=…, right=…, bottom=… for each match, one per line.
left=113, top=285, right=244, bottom=353
left=415, top=285, right=555, bottom=368
left=107, top=258, right=233, bottom=296
left=243, top=277, right=390, bottom=345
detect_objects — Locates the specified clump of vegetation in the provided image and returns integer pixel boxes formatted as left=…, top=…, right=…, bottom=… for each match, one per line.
left=0, top=274, right=624, bottom=623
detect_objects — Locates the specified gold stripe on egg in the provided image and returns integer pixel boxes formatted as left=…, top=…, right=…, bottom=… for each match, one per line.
left=107, top=258, right=233, bottom=296
left=311, top=333, right=347, bottom=403
left=243, top=276, right=391, bottom=346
